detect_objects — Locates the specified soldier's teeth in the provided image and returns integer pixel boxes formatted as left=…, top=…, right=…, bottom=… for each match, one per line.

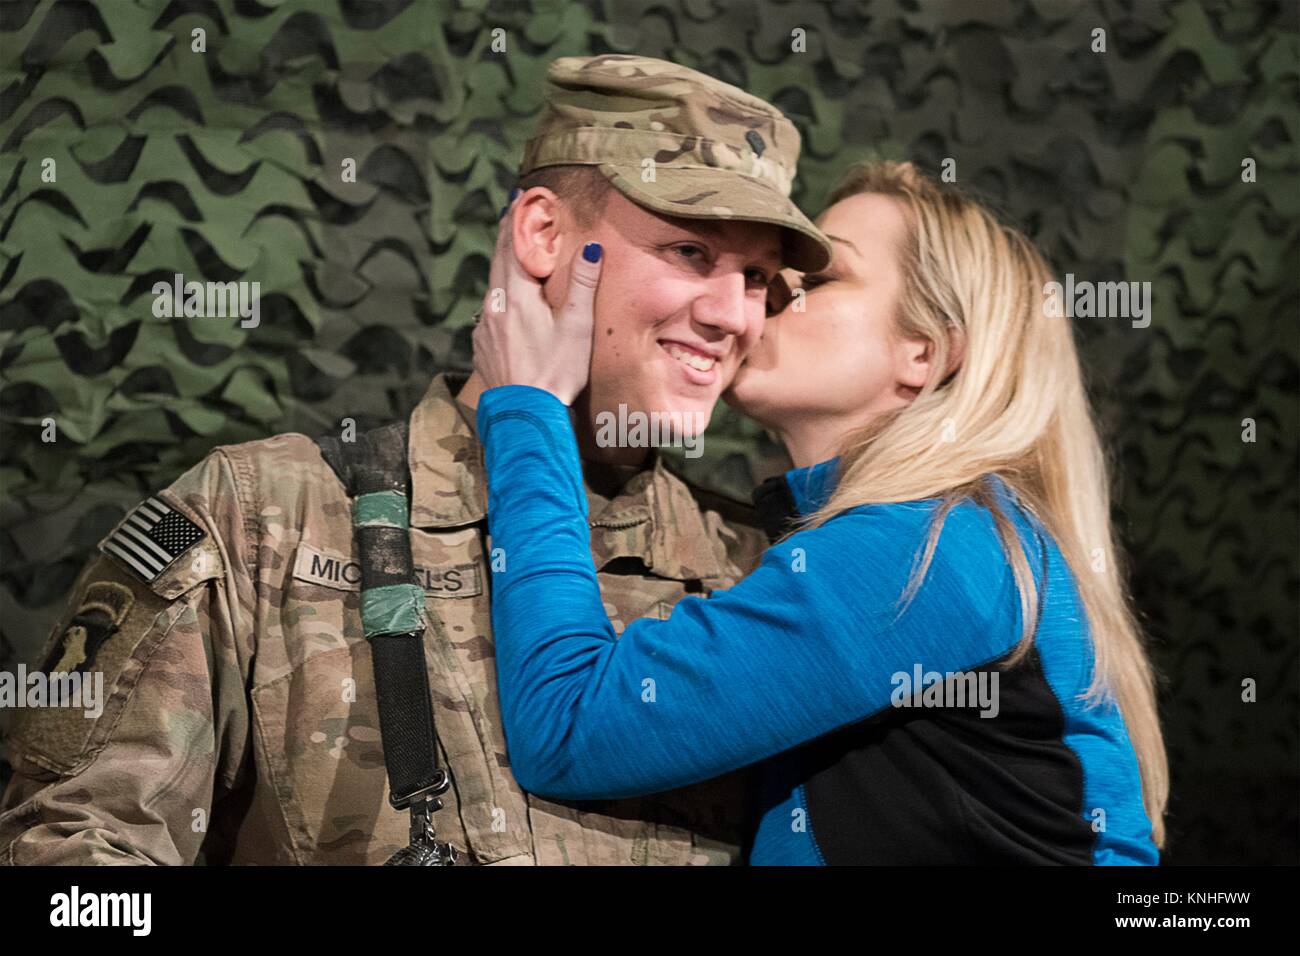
left=666, top=345, right=715, bottom=371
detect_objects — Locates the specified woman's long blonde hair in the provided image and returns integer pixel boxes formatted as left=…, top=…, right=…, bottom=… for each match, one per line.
left=800, top=160, right=1168, bottom=847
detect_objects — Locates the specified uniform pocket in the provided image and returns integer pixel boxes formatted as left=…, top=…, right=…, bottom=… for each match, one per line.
left=250, top=642, right=412, bottom=864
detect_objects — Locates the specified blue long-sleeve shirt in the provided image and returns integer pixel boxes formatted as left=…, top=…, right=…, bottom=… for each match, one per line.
left=478, top=385, right=1158, bottom=865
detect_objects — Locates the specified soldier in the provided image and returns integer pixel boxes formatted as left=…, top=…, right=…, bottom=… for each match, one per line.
left=0, top=54, right=832, bottom=865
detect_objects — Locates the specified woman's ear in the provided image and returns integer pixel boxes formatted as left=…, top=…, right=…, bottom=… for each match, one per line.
left=510, top=188, right=565, bottom=280
left=895, top=335, right=934, bottom=391
left=897, top=327, right=965, bottom=392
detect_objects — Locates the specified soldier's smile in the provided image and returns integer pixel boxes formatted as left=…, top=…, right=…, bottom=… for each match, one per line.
left=658, top=338, right=721, bottom=387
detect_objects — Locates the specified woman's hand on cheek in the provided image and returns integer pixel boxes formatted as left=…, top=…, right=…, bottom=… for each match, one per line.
left=472, top=201, right=603, bottom=406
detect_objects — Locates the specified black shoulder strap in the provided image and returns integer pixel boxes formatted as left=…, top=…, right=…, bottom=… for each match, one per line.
left=315, top=420, right=457, bottom=865
left=752, top=474, right=800, bottom=544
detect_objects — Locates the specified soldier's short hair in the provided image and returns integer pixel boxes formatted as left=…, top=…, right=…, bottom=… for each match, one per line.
left=516, top=164, right=613, bottom=227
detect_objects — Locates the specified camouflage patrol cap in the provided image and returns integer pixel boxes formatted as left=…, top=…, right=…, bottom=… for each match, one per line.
left=520, top=54, right=833, bottom=273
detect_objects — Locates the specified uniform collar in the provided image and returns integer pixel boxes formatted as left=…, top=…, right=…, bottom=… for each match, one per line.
left=407, top=372, right=723, bottom=580
left=408, top=371, right=487, bottom=528
left=586, top=455, right=724, bottom=581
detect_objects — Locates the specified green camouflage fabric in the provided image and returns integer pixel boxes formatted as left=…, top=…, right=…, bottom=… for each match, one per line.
left=1, top=0, right=1297, bottom=865
left=0, top=371, right=767, bottom=865
left=523, top=54, right=832, bottom=272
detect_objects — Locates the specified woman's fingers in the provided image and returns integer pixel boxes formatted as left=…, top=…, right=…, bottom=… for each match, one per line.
left=473, top=208, right=603, bottom=404
left=531, top=240, right=601, bottom=403
left=560, top=241, right=602, bottom=329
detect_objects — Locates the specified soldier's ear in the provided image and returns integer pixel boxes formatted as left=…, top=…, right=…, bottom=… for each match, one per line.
left=510, top=187, right=565, bottom=280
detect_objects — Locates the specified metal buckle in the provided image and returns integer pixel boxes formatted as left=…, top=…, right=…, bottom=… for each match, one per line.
left=381, top=769, right=458, bottom=866
left=388, top=767, right=451, bottom=811
left=382, top=795, right=459, bottom=866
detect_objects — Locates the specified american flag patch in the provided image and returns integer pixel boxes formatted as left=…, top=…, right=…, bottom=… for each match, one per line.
left=99, top=496, right=206, bottom=583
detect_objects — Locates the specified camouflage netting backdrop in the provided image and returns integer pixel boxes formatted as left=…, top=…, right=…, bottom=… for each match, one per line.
left=0, top=0, right=1296, bottom=863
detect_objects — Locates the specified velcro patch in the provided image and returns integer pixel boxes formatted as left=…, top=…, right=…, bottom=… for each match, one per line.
left=98, top=496, right=206, bottom=583
left=9, top=554, right=175, bottom=776
left=293, top=543, right=482, bottom=598
left=41, top=581, right=135, bottom=674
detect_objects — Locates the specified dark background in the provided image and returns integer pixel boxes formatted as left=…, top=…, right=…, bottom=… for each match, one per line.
left=0, top=0, right=1296, bottom=864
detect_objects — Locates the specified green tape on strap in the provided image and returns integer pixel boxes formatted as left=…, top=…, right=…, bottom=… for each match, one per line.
left=361, top=584, right=426, bottom=638
left=353, top=491, right=408, bottom=528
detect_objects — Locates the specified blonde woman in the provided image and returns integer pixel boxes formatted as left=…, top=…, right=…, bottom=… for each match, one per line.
left=471, top=160, right=1167, bottom=865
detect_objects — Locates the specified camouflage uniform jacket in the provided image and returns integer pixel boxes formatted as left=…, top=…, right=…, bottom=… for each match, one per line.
left=0, top=372, right=767, bottom=865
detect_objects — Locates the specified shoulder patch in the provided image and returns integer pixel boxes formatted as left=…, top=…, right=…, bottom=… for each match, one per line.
left=9, top=554, right=178, bottom=776
left=98, top=495, right=206, bottom=584
left=40, top=581, right=135, bottom=674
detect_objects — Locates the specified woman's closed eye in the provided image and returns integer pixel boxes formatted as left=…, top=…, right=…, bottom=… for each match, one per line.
left=800, top=272, right=832, bottom=291
left=766, top=273, right=793, bottom=315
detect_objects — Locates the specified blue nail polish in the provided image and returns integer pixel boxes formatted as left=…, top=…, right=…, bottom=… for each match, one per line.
left=498, top=205, right=507, bottom=220
left=582, top=241, right=602, bottom=263
left=508, top=186, right=521, bottom=201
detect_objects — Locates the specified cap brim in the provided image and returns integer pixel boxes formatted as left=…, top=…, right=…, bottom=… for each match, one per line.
left=597, top=164, right=832, bottom=273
